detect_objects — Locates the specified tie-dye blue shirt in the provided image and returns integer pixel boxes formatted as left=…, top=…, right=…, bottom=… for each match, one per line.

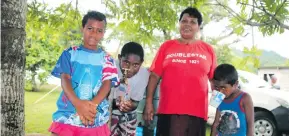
left=51, top=45, right=119, bottom=128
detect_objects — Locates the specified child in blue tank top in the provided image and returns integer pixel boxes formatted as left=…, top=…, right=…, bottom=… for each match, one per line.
left=210, top=64, right=254, bottom=136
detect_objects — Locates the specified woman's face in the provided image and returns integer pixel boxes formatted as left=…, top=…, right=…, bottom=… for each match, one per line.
left=179, top=13, right=200, bottom=39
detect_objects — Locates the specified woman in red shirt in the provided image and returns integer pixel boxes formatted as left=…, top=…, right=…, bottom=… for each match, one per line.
left=144, top=7, right=217, bottom=136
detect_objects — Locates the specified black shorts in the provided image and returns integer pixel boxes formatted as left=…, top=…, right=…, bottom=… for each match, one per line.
left=156, top=114, right=206, bottom=136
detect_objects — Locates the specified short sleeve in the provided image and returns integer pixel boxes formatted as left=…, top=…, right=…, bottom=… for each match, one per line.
left=208, top=47, right=217, bottom=79
left=130, top=68, right=150, bottom=101
left=51, top=49, right=72, bottom=78
left=149, top=42, right=167, bottom=76
left=102, top=54, right=120, bottom=87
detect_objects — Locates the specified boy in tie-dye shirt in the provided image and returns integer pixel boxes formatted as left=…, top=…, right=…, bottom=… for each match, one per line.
left=48, top=11, right=119, bottom=136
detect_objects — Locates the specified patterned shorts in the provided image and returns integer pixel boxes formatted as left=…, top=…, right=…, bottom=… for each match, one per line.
left=110, top=111, right=137, bottom=136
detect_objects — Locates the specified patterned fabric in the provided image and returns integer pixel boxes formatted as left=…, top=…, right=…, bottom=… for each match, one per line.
left=50, top=45, right=119, bottom=128
left=110, top=110, right=138, bottom=136
left=217, top=92, right=247, bottom=136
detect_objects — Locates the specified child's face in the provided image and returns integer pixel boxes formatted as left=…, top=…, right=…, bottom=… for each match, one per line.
left=118, top=54, right=142, bottom=78
left=81, top=19, right=105, bottom=50
left=213, top=80, right=238, bottom=98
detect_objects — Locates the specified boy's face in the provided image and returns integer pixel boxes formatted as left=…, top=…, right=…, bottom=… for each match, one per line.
left=81, top=19, right=105, bottom=50
left=118, top=54, right=143, bottom=78
left=213, top=80, right=238, bottom=98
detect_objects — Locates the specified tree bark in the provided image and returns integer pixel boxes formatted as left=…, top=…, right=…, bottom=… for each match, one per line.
left=31, top=70, right=39, bottom=92
left=1, top=0, right=27, bottom=136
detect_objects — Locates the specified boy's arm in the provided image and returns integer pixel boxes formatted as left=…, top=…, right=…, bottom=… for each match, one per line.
left=93, top=54, right=119, bottom=106
left=243, top=93, right=254, bottom=136
left=121, top=68, right=150, bottom=112
left=129, top=99, right=139, bottom=110
left=61, top=74, right=96, bottom=125
left=92, top=79, right=111, bottom=105
left=211, top=109, right=221, bottom=136
left=119, top=98, right=139, bottom=112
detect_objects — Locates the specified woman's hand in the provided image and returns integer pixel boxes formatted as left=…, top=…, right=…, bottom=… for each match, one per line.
left=143, top=102, right=154, bottom=125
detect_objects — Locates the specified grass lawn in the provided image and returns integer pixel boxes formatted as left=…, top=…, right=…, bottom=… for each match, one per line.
left=25, top=84, right=61, bottom=135
left=25, top=85, right=212, bottom=135
left=206, top=125, right=211, bottom=136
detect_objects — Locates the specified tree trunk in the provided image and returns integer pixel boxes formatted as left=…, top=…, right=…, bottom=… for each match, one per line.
left=1, top=0, right=27, bottom=136
left=31, top=70, right=39, bottom=92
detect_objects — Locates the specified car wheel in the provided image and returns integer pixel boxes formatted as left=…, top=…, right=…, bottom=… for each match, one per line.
left=254, top=111, right=278, bottom=136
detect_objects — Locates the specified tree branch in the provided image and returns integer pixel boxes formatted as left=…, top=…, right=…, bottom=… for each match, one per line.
left=238, top=1, right=289, bottom=30
left=275, top=0, right=287, bottom=16
left=204, top=1, right=247, bottom=23
left=74, top=0, right=79, bottom=20
left=248, top=0, right=256, bottom=20
left=207, top=0, right=289, bottom=30
left=162, top=29, right=171, bottom=40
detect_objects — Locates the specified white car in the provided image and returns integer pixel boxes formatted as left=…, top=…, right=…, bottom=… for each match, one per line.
left=136, top=70, right=289, bottom=136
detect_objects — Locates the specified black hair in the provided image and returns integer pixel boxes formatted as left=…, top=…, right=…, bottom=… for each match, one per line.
left=179, top=7, right=203, bottom=26
left=120, top=42, right=144, bottom=62
left=213, top=64, right=238, bottom=86
left=82, top=11, right=107, bottom=28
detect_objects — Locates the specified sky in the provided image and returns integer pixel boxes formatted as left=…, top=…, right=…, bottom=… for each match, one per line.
left=32, top=0, right=289, bottom=59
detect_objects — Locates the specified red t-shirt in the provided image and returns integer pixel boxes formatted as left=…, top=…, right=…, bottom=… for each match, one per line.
left=150, top=39, right=217, bottom=120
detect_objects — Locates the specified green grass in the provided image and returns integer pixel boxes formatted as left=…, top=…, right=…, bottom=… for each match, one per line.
left=25, top=84, right=61, bottom=134
left=25, top=84, right=211, bottom=135
left=206, top=125, right=211, bottom=136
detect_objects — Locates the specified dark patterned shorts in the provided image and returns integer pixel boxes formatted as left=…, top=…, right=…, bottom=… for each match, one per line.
left=110, top=111, right=137, bottom=136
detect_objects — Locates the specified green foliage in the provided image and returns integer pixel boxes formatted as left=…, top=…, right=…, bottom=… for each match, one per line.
left=230, top=46, right=262, bottom=72
left=206, top=37, right=233, bottom=65
left=26, top=1, right=82, bottom=90
left=102, top=0, right=287, bottom=73
left=230, top=0, right=289, bottom=36
left=24, top=80, right=33, bottom=91
left=285, top=59, right=289, bottom=66
left=103, top=0, right=228, bottom=47
left=103, top=0, right=231, bottom=66
left=215, top=45, right=233, bottom=64
left=231, top=48, right=289, bottom=68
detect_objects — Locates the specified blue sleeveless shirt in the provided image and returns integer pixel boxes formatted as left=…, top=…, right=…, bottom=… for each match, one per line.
left=217, top=92, right=247, bottom=136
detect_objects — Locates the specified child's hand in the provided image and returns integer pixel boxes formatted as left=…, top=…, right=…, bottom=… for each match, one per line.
left=79, top=115, right=89, bottom=126
left=119, top=100, right=133, bottom=112
left=75, top=100, right=97, bottom=125
left=80, top=104, right=98, bottom=126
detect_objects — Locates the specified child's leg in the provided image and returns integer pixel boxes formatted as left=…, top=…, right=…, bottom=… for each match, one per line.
left=120, top=113, right=138, bottom=136
left=110, top=113, right=121, bottom=135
